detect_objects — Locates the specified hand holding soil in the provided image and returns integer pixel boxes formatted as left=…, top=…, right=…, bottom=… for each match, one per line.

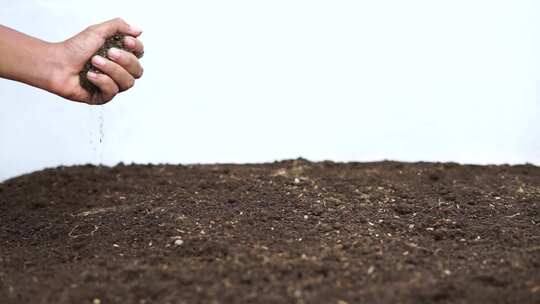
left=54, top=18, right=144, bottom=104
left=0, top=18, right=144, bottom=105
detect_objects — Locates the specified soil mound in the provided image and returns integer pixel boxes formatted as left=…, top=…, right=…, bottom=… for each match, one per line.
left=1, top=160, right=539, bottom=303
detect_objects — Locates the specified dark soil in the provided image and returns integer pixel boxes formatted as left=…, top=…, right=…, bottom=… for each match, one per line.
left=79, top=34, right=126, bottom=94
left=1, top=159, right=539, bottom=304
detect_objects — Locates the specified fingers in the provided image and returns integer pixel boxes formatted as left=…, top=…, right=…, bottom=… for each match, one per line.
left=108, top=48, right=144, bottom=79
left=81, top=17, right=144, bottom=102
left=91, top=55, right=135, bottom=92
left=86, top=71, right=119, bottom=103
left=123, top=36, right=144, bottom=58
left=91, top=18, right=142, bottom=38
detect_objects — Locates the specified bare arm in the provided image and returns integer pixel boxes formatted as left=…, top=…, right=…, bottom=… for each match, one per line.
left=0, top=25, right=61, bottom=94
left=0, top=18, right=144, bottom=105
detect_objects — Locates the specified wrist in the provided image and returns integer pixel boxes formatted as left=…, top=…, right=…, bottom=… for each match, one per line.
left=41, top=42, right=69, bottom=96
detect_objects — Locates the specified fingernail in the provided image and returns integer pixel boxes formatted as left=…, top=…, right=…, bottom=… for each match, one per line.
left=92, top=55, right=106, bottom=66
left=130, top=26, right=143, bottom=34
left=108, top=48, right=121, bottom=60
left=87, top=71, right=97, bottom=79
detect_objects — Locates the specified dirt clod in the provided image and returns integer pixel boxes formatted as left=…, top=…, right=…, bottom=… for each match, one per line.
left=79, top=34, right=126, bottom=94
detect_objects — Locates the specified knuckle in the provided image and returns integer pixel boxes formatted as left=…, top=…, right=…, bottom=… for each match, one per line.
left=114, top=17, right=130, bottom=29
left=112, top=50, right=127, bottom=64
left=101, top=79, right=114, bottom=92
left=85, top=24, right=99, bottom=34
left=94, top=73, right=105, bottom=83
left=109, top=62, right=119, bottom=73
left=101, top=74, right=112, bottom=84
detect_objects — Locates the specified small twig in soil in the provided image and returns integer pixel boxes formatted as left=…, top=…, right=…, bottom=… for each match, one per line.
left=76, top=206, right=117, bottom=217
left=68, top=225, right=99, bottom=238
left=525, top=246, right=540, bottom=253
left=403, top=241, right=434, bottom=254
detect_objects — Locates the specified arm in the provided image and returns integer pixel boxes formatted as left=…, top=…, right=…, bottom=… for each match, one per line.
left=0, top=18, right=144, bottom=105
left=0, top=25, right=60, bottom=94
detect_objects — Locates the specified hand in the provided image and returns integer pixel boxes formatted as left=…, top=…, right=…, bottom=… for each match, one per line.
left=50, top=18, right=144, bottom=105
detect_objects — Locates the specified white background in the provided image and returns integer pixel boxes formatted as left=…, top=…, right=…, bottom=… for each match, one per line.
left=1, top=0, right=539, bottom=181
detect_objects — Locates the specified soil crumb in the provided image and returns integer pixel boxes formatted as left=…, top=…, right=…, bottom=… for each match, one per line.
left=1, top=160, right=539, bottom=303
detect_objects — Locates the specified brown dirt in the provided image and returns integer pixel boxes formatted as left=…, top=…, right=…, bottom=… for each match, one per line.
left=0, top=159, right=539, bottom=304
left=79, top=34, right=126, bottom=94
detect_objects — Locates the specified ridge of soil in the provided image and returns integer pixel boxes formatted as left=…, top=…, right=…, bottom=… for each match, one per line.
left=0, top=159, right=539, bottom=303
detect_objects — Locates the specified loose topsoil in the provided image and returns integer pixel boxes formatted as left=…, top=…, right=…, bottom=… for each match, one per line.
left=0, top=160, right=539, bottom=304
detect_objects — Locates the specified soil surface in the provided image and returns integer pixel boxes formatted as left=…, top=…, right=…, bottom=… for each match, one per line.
left=1, top=160, right=539, bottom=304
left=79, top=34, right=126, bottom=94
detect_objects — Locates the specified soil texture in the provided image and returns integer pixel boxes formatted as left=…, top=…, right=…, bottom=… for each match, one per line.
left=0, top=160, right=539, bottom=303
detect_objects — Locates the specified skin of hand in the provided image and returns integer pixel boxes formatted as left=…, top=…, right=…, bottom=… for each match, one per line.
left=0, top=18, right=144, bottom=105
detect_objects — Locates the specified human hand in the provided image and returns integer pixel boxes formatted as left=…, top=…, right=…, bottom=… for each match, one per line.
left=50, top=18, right=144, bottom=105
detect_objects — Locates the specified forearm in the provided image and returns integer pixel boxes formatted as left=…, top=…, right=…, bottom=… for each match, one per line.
left=0, top=25, right=62, bottom=93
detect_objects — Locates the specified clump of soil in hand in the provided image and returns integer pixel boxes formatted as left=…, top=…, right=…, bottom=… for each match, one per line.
left=79, top=34, right=126, bottom=94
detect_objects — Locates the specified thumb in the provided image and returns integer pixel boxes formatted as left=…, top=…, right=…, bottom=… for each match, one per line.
left=91, top=18, right=142, bottom=38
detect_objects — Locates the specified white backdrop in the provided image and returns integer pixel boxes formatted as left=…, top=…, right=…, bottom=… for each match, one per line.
left=1, top=0, right=539, bottom=181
